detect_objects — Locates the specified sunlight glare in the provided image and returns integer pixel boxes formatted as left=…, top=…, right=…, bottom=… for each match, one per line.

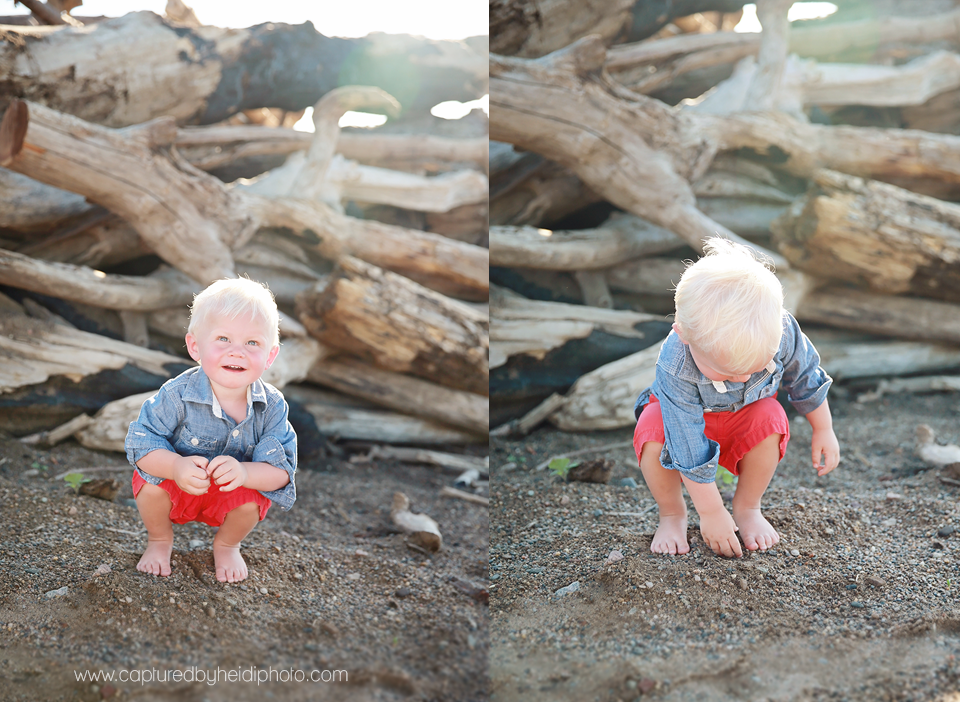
left=431, top=95, right=489, bottom=120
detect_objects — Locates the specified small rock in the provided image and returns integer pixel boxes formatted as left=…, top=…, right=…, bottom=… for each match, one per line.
left=44, top=586, right=68, bottom=599
left=645, top=581, right=654, bottom=589
left=499, top=462, right=517, bottom=472
left=933, top=541, right=945, bottom=550
left=851, top=601, right=864, bottom=609
left=94, top=563, right=111, bottom=576
left=864, top=576, right=885, bottom=588
left=885, top=492, right=903, bottom=501
left=846, top=583, right=857, bottom=590
left=189, top=539, right=204, bottom=549
left=618, top=477, right=638, bottom=488
left=40, top=497, right=47, bottom=503
left=882, top=517, right=897, bottom=527
left=68, top=506, right=78, bottom=516
left=824, top=527, right=835, bottom=536
left=555, top=581, right=580, bottom=597
left=205, top=606, right=215, bottom=617
left=24, top=568, right=39, bottom=575
left=395, top=588, right=413, bottom=598
left=568, top=458, right=613, bottom=484
left=738, top=578, right=748, bottom=591
left=605, top=549, right=624, bottom=565
left=124, top=596, right=133, bottom=603
left=937, top=526, right=956, bottom=538
left=346, top=573, right=361, bottom=581
left=560, top=495, right=570, bottom=505
left=259, top=587, right=268, bottom=595
left=638, top=678, right=657, bottom=694
left=592, top=509, right=603, bottom=518
left=790, top=549, right=800, bottom=557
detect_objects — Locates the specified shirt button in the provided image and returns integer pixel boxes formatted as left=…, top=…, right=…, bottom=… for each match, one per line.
left=232, top=430, right=239, bottom=437
left=190, top=438, right=199, bottom=446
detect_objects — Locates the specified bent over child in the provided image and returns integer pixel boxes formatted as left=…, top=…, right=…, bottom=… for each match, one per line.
left=633, top=238, right=839, bottom=558
left=125, top=278, right=297, bottom=582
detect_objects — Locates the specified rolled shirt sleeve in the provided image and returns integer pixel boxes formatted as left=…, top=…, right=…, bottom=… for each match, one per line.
left=125, top=388, right=183, bottom=486
left=252, top=395, right=297, bottom=510
left=655, top=372, right=723, bottom=485
left=780, top=313, right=832, bottom=416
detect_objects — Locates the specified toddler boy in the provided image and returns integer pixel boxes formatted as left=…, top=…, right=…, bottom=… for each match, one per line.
left=125, top=278, right=297, bottom=582
left=633, top=238, right=839, bottom=558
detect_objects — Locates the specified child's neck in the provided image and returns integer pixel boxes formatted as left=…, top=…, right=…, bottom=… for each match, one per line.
left=211, top=384, right=249, bottom=423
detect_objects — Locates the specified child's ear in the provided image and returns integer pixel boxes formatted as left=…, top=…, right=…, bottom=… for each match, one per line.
left=672, top=322, right=688, bottom=344
left=265, top=344, right=280, bottom=369
left=185, top=333, right=201, bottom=363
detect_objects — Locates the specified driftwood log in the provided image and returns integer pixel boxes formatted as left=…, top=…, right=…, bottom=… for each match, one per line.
left=296, top=257, right=488, bottom=396
left=306, top=357, right=488, bottom=436
left=0, top=12, right=487, bottom=127
left=773, top=169, right=960, bottom=303
left=284, top=384, right=482, bottom=445
left=0, top=310, right=190, bottom=435
left=504, top=326, right=960, bottom=435
left=0, top=99, right=488, bottom=299
left=490, top=215, right=683, bottom=270
left=492, top=36, right=960, bottom=233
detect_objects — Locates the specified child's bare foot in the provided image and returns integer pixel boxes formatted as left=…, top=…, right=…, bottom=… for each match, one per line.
left=732, top=507, right=780, bottom=551
left=213, top=543, right=248, bottom=583
left=137, top=540, right=173, bottom=576
left=651, top=514, right=689, bottom=555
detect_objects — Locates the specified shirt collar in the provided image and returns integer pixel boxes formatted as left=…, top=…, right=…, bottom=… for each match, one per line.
left=182, top=366, right=268, bottom=417
left=709, top=360, right=776, bottom=394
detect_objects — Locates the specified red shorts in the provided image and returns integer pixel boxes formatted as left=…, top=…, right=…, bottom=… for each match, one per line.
left=633, top=395, right=790, bottom=476
left=132, top=471, right=271, bottom=527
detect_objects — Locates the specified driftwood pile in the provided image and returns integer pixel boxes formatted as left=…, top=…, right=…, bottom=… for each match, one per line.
left=490, top=0, right=960, bottom=433
left=0, top=6, right=489, bottom=452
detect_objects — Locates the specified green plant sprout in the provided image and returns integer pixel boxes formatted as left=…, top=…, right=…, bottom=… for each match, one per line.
left=63, top=472, right=92, bottom=493
left=548, top=457, right=579, bottom=479
left=716, top=466, right=738, bottom=489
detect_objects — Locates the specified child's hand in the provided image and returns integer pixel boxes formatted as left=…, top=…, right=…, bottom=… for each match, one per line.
left=208, top=456, right=248, bottom=492
left=172, top=455, right=211, bottom=495
left=699, top=508, right=742, bottom=558
left=811, top=428, right=840, bottom=476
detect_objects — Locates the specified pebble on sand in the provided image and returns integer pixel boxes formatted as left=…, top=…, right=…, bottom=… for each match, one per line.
left=555, top=581, right=580, bottom=597
left=45, top=586, right=69, bottom=599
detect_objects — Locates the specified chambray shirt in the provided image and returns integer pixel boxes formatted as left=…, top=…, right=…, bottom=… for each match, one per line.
left=633, top=312, right=831, bottom=484
left=125, top=366, right=297, bottom=510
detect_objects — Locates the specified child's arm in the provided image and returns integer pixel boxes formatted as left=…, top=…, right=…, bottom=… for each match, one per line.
left=136, top=449, right=211, bottom=496
left=807, top=398, right=840, bottom=476
left=681, top=476, right=743, bottom=558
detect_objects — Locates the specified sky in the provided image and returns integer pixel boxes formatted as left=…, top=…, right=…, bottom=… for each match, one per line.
left=4, top=0, right=487, bottom=39
left=4, top=0, right=488, bottom=127
left=735, top=2, right=838, bottom=32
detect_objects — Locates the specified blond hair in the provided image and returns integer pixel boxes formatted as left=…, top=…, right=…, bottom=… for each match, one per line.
left=188, top=277, right=279, bottom=347
left=674, top=238, right=783, bottom=374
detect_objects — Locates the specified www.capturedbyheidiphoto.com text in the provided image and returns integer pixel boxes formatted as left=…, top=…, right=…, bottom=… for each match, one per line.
left=75, top=666, right=348, bottom=685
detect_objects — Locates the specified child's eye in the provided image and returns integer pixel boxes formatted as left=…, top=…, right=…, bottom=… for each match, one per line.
left=217, top=336, right=229, bottom=342
left=247, top=340, right=259, bottom=346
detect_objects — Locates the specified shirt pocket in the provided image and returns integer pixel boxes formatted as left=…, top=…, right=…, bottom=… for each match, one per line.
left=174, top=426, right=220, bottom=456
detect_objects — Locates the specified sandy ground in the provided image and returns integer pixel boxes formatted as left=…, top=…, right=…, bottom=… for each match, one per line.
left=489, top=387, right=960, bottom=701
left=0, top=439, right=489, bottom=702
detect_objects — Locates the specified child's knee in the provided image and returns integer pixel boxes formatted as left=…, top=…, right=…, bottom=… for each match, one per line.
left=136, top=482, right=170, bottom=503
left=226, top=501, right=261, bottom=519
left=640, top=440, right=665, bottom=465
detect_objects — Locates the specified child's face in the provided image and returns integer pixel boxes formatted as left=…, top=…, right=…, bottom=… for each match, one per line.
left=673, top=323, right=770, bottom=383
left=185, top=313, right=279, bottom=396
